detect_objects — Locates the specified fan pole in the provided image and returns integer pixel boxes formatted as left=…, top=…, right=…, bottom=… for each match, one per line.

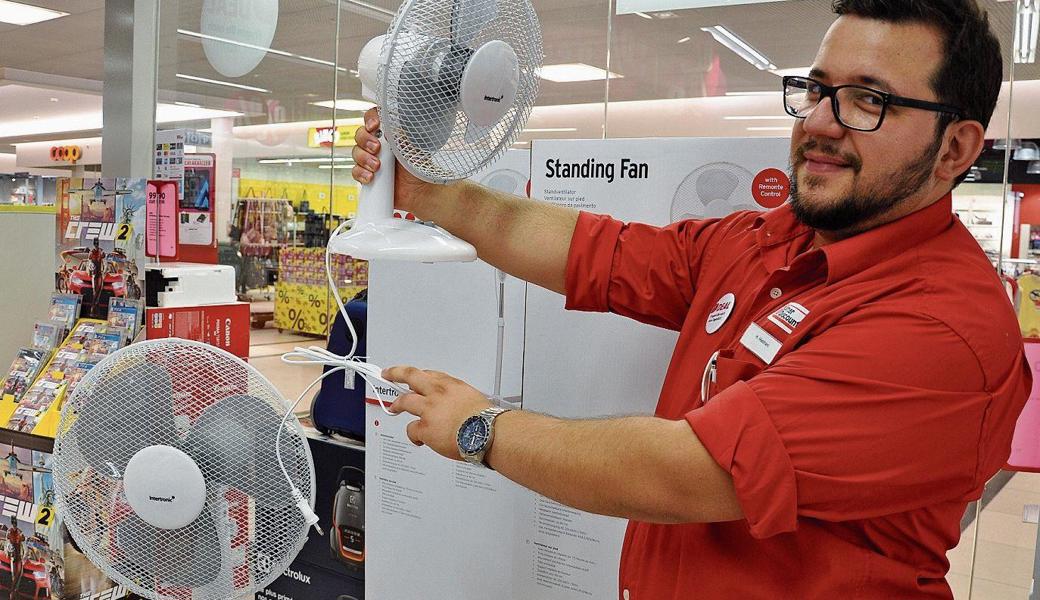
left=356, top=139, right=397, bottom=224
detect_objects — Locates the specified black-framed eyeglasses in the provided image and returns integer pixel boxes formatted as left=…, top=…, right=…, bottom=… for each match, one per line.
left=782, top=75, right=964, bottom=132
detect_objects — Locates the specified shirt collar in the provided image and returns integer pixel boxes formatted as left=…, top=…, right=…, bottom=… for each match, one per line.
left=754, top=193, right=955, bottom=284
left=821, top=193, right=954, bottom=284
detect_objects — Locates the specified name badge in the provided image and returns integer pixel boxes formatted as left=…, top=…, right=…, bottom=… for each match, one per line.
left=740, top=323, right=783, bottom=364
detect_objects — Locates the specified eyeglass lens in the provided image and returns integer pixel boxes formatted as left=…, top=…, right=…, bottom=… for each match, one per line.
left=785, top=78, right=886, bottom=131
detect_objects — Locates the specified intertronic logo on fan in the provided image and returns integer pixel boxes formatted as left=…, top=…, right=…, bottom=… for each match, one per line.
left=149, top=495, right=175, bottom=503
left=484, top=94, right=504, bottom=103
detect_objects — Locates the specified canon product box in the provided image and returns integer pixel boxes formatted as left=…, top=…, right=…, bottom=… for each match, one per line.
left=257, top=431, right=365, bottom=599
left=145, top=302, right=250, bottom=359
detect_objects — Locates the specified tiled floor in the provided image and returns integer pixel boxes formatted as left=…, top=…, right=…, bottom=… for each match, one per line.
left=948, top=472, right=1040, bottom=599
left=249, top=326, right=325, bottom=416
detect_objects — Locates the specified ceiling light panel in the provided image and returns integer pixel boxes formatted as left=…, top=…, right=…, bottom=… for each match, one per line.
left=538, top=63, right=622, bottom=83
left=701, top=25, right=776, bottom=70
left=617, top=0, right=783, bottom=13
left=0, top=0, right=67, bottom=26
left=311, top=99, right=377, bottom=111
left=176, top=73, right=270, bottom=93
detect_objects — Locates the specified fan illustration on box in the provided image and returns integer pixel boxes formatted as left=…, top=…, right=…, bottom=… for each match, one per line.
left=670, top=162, right=761, bottom=222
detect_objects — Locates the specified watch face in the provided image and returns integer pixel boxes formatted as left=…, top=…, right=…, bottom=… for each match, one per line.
left=458, top=416, right=490, bottom=455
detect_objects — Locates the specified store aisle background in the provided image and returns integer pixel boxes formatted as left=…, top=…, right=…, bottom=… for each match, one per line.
left=250, top=327, right=324, bottom=416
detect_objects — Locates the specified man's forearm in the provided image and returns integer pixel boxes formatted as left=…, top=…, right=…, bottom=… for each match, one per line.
left=485, top=410, right=743, bottom=524
left=409, top=180, right=579, bottom=295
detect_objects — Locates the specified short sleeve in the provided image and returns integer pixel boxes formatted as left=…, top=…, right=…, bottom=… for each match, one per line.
left=564, top=211, right=736, bottom=330
left=685, top=310, right=1021, bottom=539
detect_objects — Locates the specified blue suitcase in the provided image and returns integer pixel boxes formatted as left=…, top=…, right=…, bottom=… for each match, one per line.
left=311, top=294, right=367, bottom=441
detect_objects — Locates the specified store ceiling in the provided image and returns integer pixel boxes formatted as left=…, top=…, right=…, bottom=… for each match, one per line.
left=0, top=0, right=1034, bottom=154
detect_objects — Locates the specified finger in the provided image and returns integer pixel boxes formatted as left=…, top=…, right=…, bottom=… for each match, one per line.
left=353, top=128, right=381, bottom=156
left=364, top=107, right=380, bottom=132
left=383, top=366, right=440, bottom=396
left=405, top=419, right=425, bottom=447
left=390, top=392, right=428, bottom=417
left=352, top=165, right=373, bottom=184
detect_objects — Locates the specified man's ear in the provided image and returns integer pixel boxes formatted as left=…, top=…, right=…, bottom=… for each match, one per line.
left=935, top=119, right=986, bottom=184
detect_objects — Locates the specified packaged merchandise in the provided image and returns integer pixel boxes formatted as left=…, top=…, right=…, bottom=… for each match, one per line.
left=0, top=349, right=47, bottom=403
left=47, top=294, right=81, bottom=335
left=31, top=321, right=63, bottom=352
left=108, top=297, right=144, bottom=338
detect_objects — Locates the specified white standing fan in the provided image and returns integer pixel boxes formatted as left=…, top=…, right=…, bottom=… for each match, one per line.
left=327, top=0, right=543, bottom=262
left=53, top=339, right=317, bottom=600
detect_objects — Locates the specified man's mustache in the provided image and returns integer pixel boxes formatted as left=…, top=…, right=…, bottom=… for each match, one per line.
left=794, top=139, right=863, bottom=174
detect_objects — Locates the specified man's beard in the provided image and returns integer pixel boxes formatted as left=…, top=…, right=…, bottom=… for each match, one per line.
left=788, top=134, right=941, bottom=233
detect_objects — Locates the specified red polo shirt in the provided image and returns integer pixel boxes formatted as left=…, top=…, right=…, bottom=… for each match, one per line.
left=565, top=194, right=1031, bottom=599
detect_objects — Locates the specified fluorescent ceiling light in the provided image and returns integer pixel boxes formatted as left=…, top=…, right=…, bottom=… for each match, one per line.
left=340, top=0, right=395, bottom=24
left=1015, top=0, right=1039, bottom=64
left=617, top=0, right=783, bottom=14
left=177, top=29, right=291, bottom=57
left=769, top=66, right=812, bottom=77
left=634, top=11, right=654, bottom=19
left=177, top=29, right=347, bottom=72
left=725, top=90, right=783, bottom=96
left=723, top=115, right=794, bottom=120
left=318, top=165, right=355, bottom=169
left=155, top=104, right=243, bottom=122
left=176, top=73, right=270, bottom=93
left=523, top=127, right=579, bottom=133
left=746, top=126, right=792, bottom=132
left=174, top=101, right=201, bottom=108
left=1, top=104, right=241, bottom=138
left=258, top=157, right=353, bottom=164
left=700, top=25, right=776, bottom=70
left=538, top=63, right=622, bottom=83
left=311, top=99, right=377, bottom=112
left=677, top=36, right=691, bottom=44
left=0, top=0, right=67, bottom=25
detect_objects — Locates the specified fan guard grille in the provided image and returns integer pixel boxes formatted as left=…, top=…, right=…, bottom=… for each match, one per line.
left=671, top=162, right=761, bottom=222
left=380, top=0, right=542, bottom=183
left=53, top=339, right=315, bottom=600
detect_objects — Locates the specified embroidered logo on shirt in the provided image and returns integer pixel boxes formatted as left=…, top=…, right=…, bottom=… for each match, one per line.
left=767, top=302, right=809, bottom=334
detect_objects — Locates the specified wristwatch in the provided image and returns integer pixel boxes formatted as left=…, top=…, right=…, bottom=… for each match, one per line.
left=457, top=407, right=512, bottom=468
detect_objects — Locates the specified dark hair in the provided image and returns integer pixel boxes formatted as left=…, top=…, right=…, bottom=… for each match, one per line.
left=832, top=0, right=1002, bottom=183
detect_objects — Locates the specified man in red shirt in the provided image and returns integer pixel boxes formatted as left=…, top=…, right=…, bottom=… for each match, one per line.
left=353, top=0, right=1031, bottom=597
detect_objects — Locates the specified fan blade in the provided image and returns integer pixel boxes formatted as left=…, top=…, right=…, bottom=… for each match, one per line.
left=115, top=508, right=222, bottom=589
left=451, top=0, right=499, bottom=47
left=71, top=361, right=176, bottom=478
left=398, top=59, right=460, bottom=153
left=182, top=395, right=297, bottom=507
left=464, top=120, right=493, bottom=145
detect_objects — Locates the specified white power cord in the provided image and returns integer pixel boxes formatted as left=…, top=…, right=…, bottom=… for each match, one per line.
left=277, top=219, right=408, bottom=532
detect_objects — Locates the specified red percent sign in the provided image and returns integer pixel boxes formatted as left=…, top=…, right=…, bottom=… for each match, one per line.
left=752, top=168, right=791, bottom=209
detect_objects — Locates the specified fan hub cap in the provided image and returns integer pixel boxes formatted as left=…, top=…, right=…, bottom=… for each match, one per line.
left=460, top=40, right=519, bottom=127
left=123, top=445, right=207, bottom=530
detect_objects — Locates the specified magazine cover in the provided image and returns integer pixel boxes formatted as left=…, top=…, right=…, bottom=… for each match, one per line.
left=0, top=350, right=47, bottom=404
left=55, top=179, right=148, bottom=320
